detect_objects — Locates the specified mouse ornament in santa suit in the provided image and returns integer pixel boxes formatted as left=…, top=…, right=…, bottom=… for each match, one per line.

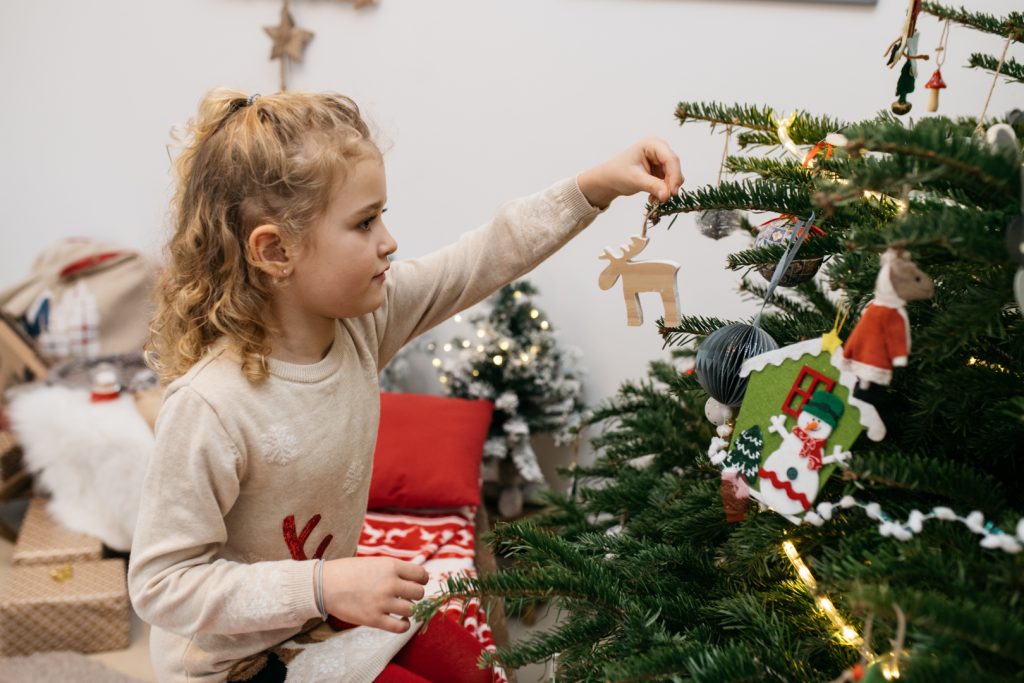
left=833, top=248, right=933, bottom=395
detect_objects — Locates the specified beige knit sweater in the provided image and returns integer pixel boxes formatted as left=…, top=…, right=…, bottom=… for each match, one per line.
left=128, top=177, right=601, bottom=683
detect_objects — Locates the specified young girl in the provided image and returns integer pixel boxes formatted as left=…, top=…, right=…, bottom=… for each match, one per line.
left=128, top=88, right=683, bottom=683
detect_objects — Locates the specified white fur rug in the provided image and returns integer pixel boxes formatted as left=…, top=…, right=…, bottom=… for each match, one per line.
left=7, top=385, right=154, bottom=551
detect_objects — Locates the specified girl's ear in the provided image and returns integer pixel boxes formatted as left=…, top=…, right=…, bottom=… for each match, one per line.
left=248, top=224, right=292, bottom=279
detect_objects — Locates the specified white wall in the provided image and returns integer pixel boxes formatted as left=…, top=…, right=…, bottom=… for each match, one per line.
left=1, top=0, right=1019, bottom=407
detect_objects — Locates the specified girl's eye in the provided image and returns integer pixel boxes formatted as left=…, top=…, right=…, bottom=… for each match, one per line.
left=358, top=208, right=388, bottom=231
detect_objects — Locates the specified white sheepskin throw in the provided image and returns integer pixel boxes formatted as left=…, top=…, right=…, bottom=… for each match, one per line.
left=7, top=385, right=154, bottom=551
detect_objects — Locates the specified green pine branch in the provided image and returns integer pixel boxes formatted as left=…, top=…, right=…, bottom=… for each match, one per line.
left=921, top=3, right=1024, bottom=43
left=841, top=118, right=1020, bottom=207
left=969, top=53, right=1024, bottom=85
left=675, top=101, right=847, bottom=147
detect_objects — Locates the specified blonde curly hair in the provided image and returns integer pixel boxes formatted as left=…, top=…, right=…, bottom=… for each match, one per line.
left=149, top=89, right=376, bottom=385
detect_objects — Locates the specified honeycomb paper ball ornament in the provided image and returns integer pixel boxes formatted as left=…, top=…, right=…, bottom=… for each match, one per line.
left=696, top=323, right=778, bottom=407
left=696, top=209, right=745, bottom=240
left=754, top=216, right=823, bottom=287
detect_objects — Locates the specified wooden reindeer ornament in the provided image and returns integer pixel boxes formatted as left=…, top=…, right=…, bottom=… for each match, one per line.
left=598, top=234, right=681, bottom=327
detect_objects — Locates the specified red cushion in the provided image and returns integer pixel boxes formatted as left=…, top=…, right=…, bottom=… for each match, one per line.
left=368, top=393, right=494, bottom=510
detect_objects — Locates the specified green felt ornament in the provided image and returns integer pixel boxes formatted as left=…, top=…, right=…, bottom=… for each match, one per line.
left=726, top=337, right=886, bottom=523
left=724, top=425, right=763, bottom=480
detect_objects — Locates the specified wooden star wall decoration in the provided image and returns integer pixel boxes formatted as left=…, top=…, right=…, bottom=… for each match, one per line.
left=262, top=0, right=378, bottom=92
left=264, top=0, right=314, bottom=91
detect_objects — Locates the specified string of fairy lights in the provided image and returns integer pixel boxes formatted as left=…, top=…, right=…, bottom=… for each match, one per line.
left=427, top=290, right=551, bottom=386
left=783, top=540, right=904, bottom=681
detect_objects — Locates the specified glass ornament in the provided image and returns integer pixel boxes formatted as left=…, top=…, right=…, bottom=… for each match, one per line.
left=754, top=216, right=823, bottom=287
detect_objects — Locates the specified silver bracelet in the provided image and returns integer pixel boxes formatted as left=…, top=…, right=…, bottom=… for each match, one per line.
left=315, top=559, right=328, bottom=620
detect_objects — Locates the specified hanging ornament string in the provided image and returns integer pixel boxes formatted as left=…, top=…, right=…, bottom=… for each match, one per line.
left=976, top=35, right=1013, bottom=134
left=642, top=200, right=663, bottom=238
left=753, top=211, right=817, bottom=327
left=717, top=125, right=734, bottom=186
left=935, top=18, right=950, bottom=70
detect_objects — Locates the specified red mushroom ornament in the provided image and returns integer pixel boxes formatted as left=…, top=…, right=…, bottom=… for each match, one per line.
left=926, top=69, right=946, bottom=112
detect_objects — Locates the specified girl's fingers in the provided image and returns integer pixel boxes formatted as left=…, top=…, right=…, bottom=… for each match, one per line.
left=396, top=580, right=426, bottom=602
left=377, top=615, right=412, bottom=634
left=644, top=138, right=684, bottom=194
left=387, top=598, right=416, bottom=618
left=396, top=562, right=429, bottom=584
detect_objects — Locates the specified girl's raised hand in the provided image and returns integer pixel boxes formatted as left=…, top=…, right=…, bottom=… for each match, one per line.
left=577, top=137, right=684, bottom=210
left=323, top=556, right=429, bottom=633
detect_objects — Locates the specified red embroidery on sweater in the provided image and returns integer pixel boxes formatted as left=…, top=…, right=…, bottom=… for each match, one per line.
left=757, top=467, right=812, bottom=510
left=282, top=514, right=333, bottom=561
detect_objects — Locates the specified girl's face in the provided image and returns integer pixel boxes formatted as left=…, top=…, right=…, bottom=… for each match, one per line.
left=288, top=154, right=397, bottom=320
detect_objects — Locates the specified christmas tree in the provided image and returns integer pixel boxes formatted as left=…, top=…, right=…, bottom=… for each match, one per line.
left=429, top=281, right=585, bottom=518
left=416, top=3, right=1024, bottom=681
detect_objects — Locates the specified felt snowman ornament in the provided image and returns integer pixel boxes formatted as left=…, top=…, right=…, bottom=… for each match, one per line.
left=756, top=390, right=851, bottom=519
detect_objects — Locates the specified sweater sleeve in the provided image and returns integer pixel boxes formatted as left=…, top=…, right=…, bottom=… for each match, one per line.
left=127, top=387, right=321, bottom=637
left=374, top=176, right=601, bottom=367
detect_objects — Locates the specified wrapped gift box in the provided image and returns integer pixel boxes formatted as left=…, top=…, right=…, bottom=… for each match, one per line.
left=12, top=498, right=103, bottom=566
left=0, top=430, right=21, bottom=482
left=0, top=311, right=49, bottom=396
left=0, top=559, right=131, bottom=655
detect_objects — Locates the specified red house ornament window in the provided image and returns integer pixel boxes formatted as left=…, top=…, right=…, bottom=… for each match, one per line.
left=782, top=365, right=836, bottom=418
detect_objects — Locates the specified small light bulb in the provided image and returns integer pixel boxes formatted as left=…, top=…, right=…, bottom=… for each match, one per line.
left=540, top=321, right=550, bottom=330
left=453, top=314, right=462, bottom=323
left=427, top=343, right=436, bottom=351
left=798, top=566, right=814, bottom=584
left=461, top=340, right=471, bottom=348
left=818, top=597, right=835, bottom=613
left=782, top=541, right=799, bottom=561
left=513, top=290, right=522, bottom=299
left=472, top=369, right=480, bottom=377
left=841, top=626, right=859, bottom=643
left=520, top=353, right=530, bottom=362
left=493, top=355, right=504, bottom=366
left=476, top=329, right=486, bottom=338
left=431, top=358, right=442, bottom=368
left=476, top=345, right=485, bottom=352
left=443, top=343, right=453, bottom=352
left=498, top=340, right=510, bottom=351
left=439, top=375, right=449, bottom=384
left=529, top=309, right=539, bottom=319
left=530, top=345, right=540, bottom=354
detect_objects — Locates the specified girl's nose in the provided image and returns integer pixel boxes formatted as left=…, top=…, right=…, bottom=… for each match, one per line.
left=379, top=226, right=398, bottom=258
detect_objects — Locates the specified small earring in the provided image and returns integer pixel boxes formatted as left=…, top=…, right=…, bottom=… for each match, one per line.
left=281, top=268, right=289, bottom=276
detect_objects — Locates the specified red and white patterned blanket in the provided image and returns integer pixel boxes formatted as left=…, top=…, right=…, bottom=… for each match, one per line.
left=357, top=509, right=508, bottom=683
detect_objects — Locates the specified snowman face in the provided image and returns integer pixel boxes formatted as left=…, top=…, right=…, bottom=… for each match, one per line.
left=797, top=411, right=833, bottom=440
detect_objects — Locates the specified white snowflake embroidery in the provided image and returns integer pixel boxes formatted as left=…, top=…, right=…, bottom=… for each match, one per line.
left=260, top=425, right=300, bottom=465
left=224, top=574, right=287, bottom=631
left=340, top=457, right=367, bottom=494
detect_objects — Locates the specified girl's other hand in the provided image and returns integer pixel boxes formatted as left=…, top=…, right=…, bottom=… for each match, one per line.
left=578, top=137, right=684, bottom=210
left=323, top=556, right=429, bottom=633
